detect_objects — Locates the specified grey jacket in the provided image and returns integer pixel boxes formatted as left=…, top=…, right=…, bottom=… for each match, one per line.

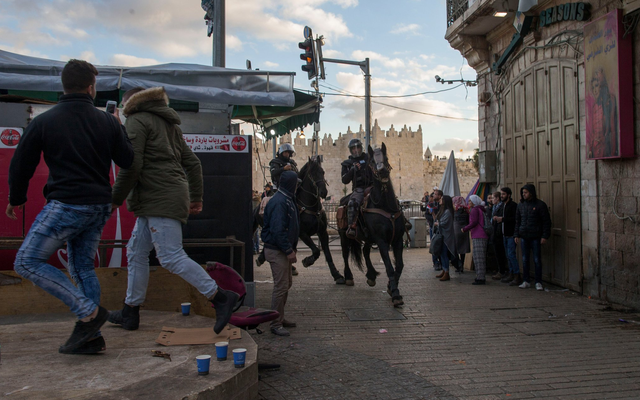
left=437, top=209, right=457, bottom=255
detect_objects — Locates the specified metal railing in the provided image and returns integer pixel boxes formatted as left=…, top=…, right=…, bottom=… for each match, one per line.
left=447, top=0, right=469, bottom=27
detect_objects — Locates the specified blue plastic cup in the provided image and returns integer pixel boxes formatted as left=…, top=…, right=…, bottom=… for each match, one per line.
left=181, top=302, right=191, bottom=316
left=215, top=341, right=228, bottom=361
left=196, top=355, right=211, bottom=375
left=233, top=348, right=246, bottom=368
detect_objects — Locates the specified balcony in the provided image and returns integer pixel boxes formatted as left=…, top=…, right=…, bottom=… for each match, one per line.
left=445, top=0, right=523, bottom=72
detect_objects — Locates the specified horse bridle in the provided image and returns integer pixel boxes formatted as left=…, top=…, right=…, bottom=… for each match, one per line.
left=297, top=165, right=328, bottom=211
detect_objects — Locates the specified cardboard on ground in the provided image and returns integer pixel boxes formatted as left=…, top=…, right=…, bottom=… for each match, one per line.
left=156, top=325, right=241, bottom=346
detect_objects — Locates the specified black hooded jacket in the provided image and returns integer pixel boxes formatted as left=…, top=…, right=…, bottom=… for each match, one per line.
left=261, top=171, right=300, bottom=255
left=514, top=184, right=552, bottom=240
left=269, top=154, right=298, bottom=188
left=341, top=153, right=372, bottom=190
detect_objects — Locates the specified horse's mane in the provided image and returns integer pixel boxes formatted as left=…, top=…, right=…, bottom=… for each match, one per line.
left=298, top=158, right=322, bottom=179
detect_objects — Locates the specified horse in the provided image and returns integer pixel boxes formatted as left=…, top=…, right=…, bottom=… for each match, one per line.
left=296, top=157, right=346, bottom=284
left=339, top=143, right=406, bottom=307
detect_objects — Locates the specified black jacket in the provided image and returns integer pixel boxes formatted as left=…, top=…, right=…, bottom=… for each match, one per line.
left=261, top=171, right=300, bottom=255
left=8, top=94, right=134, bottom=206
left=269, top=155, right=298, bottom=188
left=514, top=184, right=552, bottom=240
left=501, top=199, right=517, bottom=237
left=491, top=202, right=504, bottom=237
left=341, top=153, right=372, bottom=190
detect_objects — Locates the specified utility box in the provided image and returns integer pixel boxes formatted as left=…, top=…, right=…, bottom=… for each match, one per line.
left=478, top=150, right=497, bottom=183
left=409, top=217, right=427, bottom=248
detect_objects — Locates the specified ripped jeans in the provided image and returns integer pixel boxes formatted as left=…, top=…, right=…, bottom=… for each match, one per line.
left=124, top=216, right=218, bottom=306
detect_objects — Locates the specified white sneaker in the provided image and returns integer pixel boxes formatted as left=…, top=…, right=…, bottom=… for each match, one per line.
left=535, top=283, right=543, bottom=291
left=519, top=281, right=531, bottom=289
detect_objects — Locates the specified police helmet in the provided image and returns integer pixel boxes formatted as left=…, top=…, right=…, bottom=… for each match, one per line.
left=348, top=138, right=363, bottom=149
left=278, top=143, right=296, bottom=156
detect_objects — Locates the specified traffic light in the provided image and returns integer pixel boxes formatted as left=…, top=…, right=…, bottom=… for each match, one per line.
left=298, top=38, right=317, bottom=80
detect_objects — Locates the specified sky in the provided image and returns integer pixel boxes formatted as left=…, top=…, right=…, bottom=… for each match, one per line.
left=0, top=0, right=479, bottom=158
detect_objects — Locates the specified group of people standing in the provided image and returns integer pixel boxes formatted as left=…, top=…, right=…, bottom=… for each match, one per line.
left=423, top=184, right=552, bottom=289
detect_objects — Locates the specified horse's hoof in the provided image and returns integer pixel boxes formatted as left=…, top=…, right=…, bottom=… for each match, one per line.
left=335, top=277, right=346, bottom=285
left=393, top=298, right=404, bottom=307
left=367, top=279, right=376, bottom=287
left=345, top=279, right=354, bottom=286
left=302, top=256, right=314, bottom=268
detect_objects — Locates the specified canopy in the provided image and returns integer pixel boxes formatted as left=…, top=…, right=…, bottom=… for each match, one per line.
left=232, top=90, right=320, bottom=139
left=0, top=49, right=295, bottom=107
left=439, top=150, right=461, bottom=197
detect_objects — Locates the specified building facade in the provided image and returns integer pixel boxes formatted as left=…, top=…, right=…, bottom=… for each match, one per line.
left=250, top=121, right=479, bottom=202
left=446, top=0, right=640, bottom=307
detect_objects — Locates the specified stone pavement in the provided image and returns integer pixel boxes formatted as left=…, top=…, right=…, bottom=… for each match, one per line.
left=252, top=245, right=640, bottom=400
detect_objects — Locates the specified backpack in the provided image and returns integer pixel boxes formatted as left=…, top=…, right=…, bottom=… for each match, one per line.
left=483, top=208, right=494, bottom=237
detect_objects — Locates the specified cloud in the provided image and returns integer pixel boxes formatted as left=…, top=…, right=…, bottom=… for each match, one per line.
left=431, top=138, right=477, bottom=153
left=351, top=50, right=405, bottom=69
left=390, top=23, right=421, bottom=35
left=263, top=61, right=280, bottom=68
left=108, top=54, right=160, bottom=67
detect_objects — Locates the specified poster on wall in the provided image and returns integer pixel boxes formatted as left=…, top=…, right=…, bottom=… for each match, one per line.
left=584, top=9, right=634, bottom=160
left=183, top=134, right=249, bottom=153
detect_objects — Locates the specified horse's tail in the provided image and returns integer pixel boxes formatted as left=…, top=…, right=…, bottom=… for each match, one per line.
left=349, top=239, right=364, bottom=272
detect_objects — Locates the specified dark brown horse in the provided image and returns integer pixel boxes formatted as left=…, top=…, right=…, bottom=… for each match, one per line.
left=339, top=143, right=405, bottom=306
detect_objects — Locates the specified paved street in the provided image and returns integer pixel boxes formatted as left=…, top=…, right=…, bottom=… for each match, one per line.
left=252, top=245, right=640, bottom=399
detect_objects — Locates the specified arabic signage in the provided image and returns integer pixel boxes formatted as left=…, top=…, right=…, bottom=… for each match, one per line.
left=0, top=128, right=22, bottom=149
left=584, top=9, right=634, bottom=160
left=183, top=134, right=249, bottom=153
left=539, top=2, right=589, bottom=28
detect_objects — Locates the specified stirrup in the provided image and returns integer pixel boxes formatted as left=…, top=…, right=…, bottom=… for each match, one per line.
left=346, top=226, right=357, bottom=239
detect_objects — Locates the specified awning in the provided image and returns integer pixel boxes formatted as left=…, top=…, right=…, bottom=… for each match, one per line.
left=0, top=49, right=295, bottom=107
left=231, top=90, right=320, bottom=139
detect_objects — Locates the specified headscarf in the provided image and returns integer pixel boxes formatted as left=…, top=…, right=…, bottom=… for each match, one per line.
left=468, top=194, right=485, bottom=207
left=452, top=196, right=467, bottom=211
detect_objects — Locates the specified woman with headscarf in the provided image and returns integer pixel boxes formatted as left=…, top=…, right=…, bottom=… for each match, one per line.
left=434, top=195, right=459, bottom=281
left=462, top=195, right=489, bottom=285
left=452, top=196, right=470, bottom=273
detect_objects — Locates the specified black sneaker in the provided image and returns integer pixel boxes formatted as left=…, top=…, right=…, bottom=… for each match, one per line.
left=59, top=306, right=109, bottom=353
left=211, top=288, right=240, bottom=334
left=60, top=335, right=106, bottom=355
left=108, top=304, right=140, bottom=330
left=472, top=279, right=486, bottom=285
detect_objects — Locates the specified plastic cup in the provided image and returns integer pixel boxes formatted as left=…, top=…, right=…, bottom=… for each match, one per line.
left=215, top=341, right=228, bottom=361
left=181, top=302, right=191, bottom=316
left=196, top=355, right=211, bottom=375
left=233, top=348, right=246, bottom=368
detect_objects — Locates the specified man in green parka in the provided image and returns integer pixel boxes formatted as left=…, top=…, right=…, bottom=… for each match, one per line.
left=109, top=87, right=237, bottom=334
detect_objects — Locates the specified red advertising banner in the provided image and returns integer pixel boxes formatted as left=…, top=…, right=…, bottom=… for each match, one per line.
left=584, top=9, right=634, bottom=160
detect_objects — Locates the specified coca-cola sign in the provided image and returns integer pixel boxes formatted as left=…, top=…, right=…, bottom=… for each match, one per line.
left=0, top=128, right=23, bottom=148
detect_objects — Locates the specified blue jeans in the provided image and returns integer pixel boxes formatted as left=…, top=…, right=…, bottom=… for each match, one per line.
left=125, top=216, right=218, bottom=306
left=439, top=243, right=458, bottom=272
left=520, top=238, right=542, bottom=284
left=253, top=229, right=260, bottom=252
left=503, top=236, right=519, bottom=274
left=430, top=227, right=440, bottom=266
left=14, top=200, right=111, bottom=319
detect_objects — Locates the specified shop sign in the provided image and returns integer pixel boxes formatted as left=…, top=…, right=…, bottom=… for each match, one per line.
left=183, top=134, right=249, bottom=153
left=539, top=2, right=590, bottom=27
left=0, top=128, right=22, bottom=149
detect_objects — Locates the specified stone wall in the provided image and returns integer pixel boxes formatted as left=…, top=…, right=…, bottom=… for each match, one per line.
left=249, top=121, right=479, bottom=201
left=467, top=0, right=640, bottom=308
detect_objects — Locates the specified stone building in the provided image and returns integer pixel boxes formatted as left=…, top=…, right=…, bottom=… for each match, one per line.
left=250, top=120, right=479, bottom=201
left=446, top=0, right=640, bottom=307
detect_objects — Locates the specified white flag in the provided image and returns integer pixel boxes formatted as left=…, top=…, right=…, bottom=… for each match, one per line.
left=518, top=0, right=538, bottom=12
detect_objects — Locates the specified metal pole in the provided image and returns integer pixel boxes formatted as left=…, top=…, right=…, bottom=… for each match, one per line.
left=272, top=136, right=276, bottom=160
left=212, top=0, right=225, bottom=67
left=363, top=58, right=371, bottom=151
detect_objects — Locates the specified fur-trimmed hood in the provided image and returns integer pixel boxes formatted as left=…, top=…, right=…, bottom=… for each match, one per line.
left=123, top=87, right=180, bottom=125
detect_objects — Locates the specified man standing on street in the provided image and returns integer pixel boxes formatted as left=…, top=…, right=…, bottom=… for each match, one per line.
left=494, top=188, right=521, bottom=285
left=514, top=184, right=551, bottom=291
left=108, top=87, right=238, bottom=334
left=261, top=170, right=300, bottom=336
left=7, top=59, right=134, bottom=354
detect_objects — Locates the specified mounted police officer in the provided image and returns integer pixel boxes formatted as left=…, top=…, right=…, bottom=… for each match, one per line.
left=341, top=138, right=373, bottom=239
left=270, top=143, right=298, bottom=190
